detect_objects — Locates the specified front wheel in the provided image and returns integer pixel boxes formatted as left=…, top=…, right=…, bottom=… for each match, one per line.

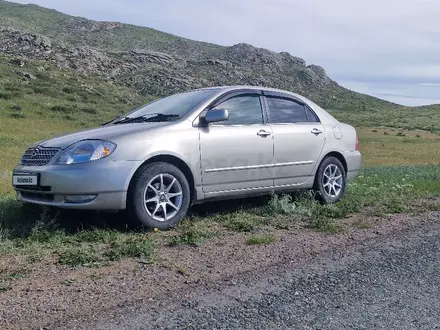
left=127, top=162, right=191, bottom=229
left=313, top=156, right=346, bottom=204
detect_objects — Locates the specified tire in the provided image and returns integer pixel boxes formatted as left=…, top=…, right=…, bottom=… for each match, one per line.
left=127, top=162, right=191, bottom=229
left=313, top=156, right=346, bottom=204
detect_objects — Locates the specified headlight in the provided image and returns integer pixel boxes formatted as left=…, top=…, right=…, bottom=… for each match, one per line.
left=54, top=140, right=117, bottom=165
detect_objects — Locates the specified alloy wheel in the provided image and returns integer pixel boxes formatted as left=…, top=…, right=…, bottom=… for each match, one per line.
left=143, top=173, right=183, bottom=222
left=322, top=164, right=344, bottom=198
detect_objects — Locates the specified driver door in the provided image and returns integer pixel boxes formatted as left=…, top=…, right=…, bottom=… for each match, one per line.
left=199, top=91, right=274, bottom=195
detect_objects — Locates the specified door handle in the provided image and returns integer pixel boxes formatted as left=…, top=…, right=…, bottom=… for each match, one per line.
left=257, top=130, right=272, bottom=137
left=311, top=128, right=323, bottom=135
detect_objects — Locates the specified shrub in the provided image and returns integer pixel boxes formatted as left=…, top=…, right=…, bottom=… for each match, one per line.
left=0, top=91, right=12, bottom=99
left=246, top=235, right=276, bottom=245
left=58, top=248, right=102, bottom=267
left=81, top=107, right=98, bottom=114
left=9, top=112, right=25, bottom=118
left=105, top=236, right=154, bottom=260
left=169, top=221, right=216, bottom=247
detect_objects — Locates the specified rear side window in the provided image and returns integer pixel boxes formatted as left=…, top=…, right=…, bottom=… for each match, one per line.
left=305, top=106, right=319, bottom=122
left=266, top=97, right=308, bottom=123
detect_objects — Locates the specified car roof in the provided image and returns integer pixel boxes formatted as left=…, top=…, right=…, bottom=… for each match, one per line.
left=194, top=85, right=323, bottom=108
left=194, top=85, right=303, bottom=97
left=193, top=85, right=339, bottom=125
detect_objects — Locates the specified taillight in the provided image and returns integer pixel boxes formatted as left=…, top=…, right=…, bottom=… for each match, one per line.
left=355, top=134, right=359, bottom=151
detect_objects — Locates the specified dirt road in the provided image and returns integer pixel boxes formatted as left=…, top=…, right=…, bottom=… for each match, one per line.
left=2, top=209, right=440, bottom=329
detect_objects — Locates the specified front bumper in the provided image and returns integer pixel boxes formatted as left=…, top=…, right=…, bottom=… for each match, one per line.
left=13, top=160, right=142, bottom=210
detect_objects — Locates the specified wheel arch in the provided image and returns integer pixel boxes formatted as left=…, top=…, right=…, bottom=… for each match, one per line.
left=317, top=151, right=348, bottom=177
left=127, top=154, right=196, bottom=204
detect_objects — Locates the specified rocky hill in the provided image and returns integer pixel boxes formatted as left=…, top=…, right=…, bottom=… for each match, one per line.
left=0, top=0, right=402, bottom=113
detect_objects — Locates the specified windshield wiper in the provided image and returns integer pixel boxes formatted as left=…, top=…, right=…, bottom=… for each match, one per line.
left=112, top=113, right=180, bottom=125
left=101, top=116, right=126, bottom=126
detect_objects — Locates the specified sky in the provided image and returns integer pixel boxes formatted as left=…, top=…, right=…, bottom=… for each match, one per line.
left=10, top=0, right=440, bottom=106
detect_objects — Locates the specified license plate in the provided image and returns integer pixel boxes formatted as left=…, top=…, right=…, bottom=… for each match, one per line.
left=13, top=174, right=38, bottom=186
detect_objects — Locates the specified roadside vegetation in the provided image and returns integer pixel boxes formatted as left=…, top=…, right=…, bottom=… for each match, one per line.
left=246, top=235, right=277, bottom=245
left=1, top=164, right=439, bottom=272
left=0, top=51, right=439, bottom=274
left=328, top=105, right=440, bottom=135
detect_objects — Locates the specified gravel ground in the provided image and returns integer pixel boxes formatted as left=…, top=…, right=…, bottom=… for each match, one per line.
left=1, top=209, right=440, bottom=329
left=52, top=210, right=440, bottom=330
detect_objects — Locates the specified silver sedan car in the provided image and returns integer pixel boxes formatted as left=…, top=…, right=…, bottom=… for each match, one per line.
left=12, top=86, right=361, bottom=229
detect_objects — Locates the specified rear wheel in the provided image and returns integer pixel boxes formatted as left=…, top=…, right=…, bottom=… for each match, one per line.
left=313, top=156, right=346, bottom=204
left=127, top=162, right=190, bottom=229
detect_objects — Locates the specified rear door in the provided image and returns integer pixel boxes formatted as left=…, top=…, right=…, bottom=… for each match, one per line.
left=263, top=92, right=325, bottom=186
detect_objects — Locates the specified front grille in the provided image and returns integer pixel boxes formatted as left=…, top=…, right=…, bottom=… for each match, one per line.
left=20, top=146, right=60, bottom=166
left=15, top=185, right=51, bottom=192
left=20, top=192, right=54, bottom=202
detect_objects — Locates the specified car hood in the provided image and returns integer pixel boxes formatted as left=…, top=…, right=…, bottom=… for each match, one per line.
left=36, top=122, right=170, bottom=149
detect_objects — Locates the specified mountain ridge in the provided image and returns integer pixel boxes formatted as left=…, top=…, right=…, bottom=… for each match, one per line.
left=0, top=0, right=404, bottom=113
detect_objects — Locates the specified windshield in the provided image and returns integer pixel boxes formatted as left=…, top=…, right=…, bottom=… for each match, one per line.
left=117, top=89, right=219, bottom=123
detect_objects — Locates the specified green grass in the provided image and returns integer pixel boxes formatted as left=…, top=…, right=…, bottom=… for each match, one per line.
left=104, top=236, right=154, bottom=261
left=246, top=235, right=276, bottom=245
left=0, top=203, right=156, bottom=267
left=328, top=105, right=440, bottom=135
left=6, top=271, right=28, bottom=280
left=0, top=164, right=439, bottom=267
left=169, top=220, right=217, bottom=246
left=219, top=210, right=266, bottom=232
left=356, top=127, right=440, bottom=167
left=201, top=164, right=440, bottom=233
left=58, top=248, right=103, bottom=268
left=0, top=0, right=440, bottom=267
left=0, top=56, right=153, bottom=194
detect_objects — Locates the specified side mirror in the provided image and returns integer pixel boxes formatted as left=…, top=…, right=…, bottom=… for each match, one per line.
left=202, top=108, right=229, bottom=124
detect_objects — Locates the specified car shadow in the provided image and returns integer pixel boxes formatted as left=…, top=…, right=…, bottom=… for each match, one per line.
left=4, top=191, right=295, bottom=238
left=187, top=195, right=271, bottom=217
left=16, top=195, right=273, bottom=236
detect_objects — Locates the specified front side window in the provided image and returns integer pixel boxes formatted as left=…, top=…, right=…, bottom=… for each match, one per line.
left=211, top=95, right=263, bottom=125
left=266, top=97, right=308, bottom=124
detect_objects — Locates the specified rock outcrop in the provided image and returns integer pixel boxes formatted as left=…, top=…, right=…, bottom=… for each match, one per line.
left=65, top=19, right=122, bottom=32
left=0, top=7, right=336, bottom=100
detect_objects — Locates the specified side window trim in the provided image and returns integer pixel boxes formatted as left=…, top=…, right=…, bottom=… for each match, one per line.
left=193, top=89, right=264, bottom=127
left=259, top=95, right=270, bottom=124
left=305, top=104, right=320, bottom=123
left=209, top=90, right=262, bottom=109
left=263, top=94, right=321, bottom=124
left=209, top=92, right=266, bottom=126
left=264, top=95, right=308, bottom=124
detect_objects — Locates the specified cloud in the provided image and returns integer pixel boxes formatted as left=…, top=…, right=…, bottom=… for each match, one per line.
left=341, top=79, right=440, bottom=106
left=9, top=0, right=440, bottom=105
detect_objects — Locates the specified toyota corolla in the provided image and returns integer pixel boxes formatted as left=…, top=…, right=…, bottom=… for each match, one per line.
left=12, top=86, right=361, bottom=229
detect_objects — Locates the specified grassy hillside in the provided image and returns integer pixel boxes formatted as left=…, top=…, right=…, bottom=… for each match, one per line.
left=0, top=55, right=152, bottom=193
left=0, top=1, right=438, bottom=127
left=0, top=1, right=221, bottom=56
left=0, top=1, right=439, bottom=276
left=0, top=0, right=410, bottom=110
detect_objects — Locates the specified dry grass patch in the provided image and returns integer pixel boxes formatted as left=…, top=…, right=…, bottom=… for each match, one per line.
left=357, top=127, right=440, bottom=167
